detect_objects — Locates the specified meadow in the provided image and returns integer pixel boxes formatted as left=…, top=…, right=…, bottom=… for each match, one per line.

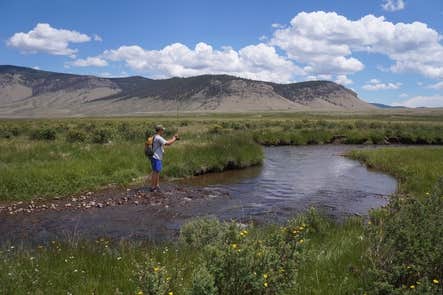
left=0, top=111, right=443, bottom=294
left=1, top=111, right=442, bottom=201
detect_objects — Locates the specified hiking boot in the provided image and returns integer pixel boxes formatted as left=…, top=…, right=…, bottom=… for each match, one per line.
left=150, top=186, right=161, bottom=193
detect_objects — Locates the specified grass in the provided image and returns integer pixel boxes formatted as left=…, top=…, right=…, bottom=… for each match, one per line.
left=0, top=133, right=262, bottom=201
left=1, top=113, right=443, bottom=294
left=348, top=147, right=443, bottom=195
left=349, top=147, right=443, bottom=294
left=1, top=113, right=442, bottom=201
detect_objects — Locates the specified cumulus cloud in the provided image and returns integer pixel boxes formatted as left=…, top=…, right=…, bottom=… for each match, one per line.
left=271, top=23, right=285, bottom=29
left=69, top=56, right=108, bottom=67
left=428, top=81, right=443, bottom=90
left=270, top=11, right=443, bottom=79
left=381, top=0, right=405, bottom=12
left=363, top=79, right=402, bottom=90
left=399, top=93, right=408, bottom=98
left=392, top=95, right=443, bottom=108
left=101, top=42, right=302, bottom=82
left=335, top=75, right=353, bottom=85
left=7, top=23, right=91, bottom=57
left=93, top=34, right=103, bottom=42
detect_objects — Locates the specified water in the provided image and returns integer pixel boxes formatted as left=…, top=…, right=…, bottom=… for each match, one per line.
left=179, top=145, right=397, bottom=221
left=0, top=145, right=397, bottom=245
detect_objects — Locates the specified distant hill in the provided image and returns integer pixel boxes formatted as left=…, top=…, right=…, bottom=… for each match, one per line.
left=370, top=103, right=406, bottom=109
left=0, top=65, right=376, bottom=117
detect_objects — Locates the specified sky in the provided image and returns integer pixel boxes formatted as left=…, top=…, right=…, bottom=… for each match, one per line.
left=1, top=0, right=443, bottom=107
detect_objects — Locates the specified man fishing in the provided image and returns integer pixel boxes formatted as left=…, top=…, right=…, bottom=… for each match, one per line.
left=148, top=125, right=179, bottom=192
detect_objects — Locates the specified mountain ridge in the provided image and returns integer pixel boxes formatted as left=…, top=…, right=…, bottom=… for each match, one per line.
left=0, top=65, right=376, bottom=117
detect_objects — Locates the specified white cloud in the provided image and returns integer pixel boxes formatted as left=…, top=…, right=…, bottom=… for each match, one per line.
left=101, top=42, right=302, bottom=82
left=93, top=34, right=103, bottom=42
left=381, top=0, right=405, bottom=12
left=392, top=95, right=443, bottom=108
left=363, top=79, right=402, bottom=90
left=399, top=93, right=408, bottom=98
left=69, top=57, right=108, bottom=67
left=270, top=11, right=443, bottom=79
left=7, top=23, right=91, bottom=57
left=271, top=23, right=285, bottom=29
left=32, top=66, right=40, bottom=70
left=428, top=81, right=443, bottom=90
left=335, top=74, right=353, bottom=85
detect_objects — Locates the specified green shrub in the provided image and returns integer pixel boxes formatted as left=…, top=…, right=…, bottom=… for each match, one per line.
left=180, top=217, right=307, bottom=294
left=188, top=266, right=218, bottom=295
left=366, top=180, right=443, bottom=294
left=30, top=128, right=57, bottom=140
left=136, top=263, right=172, bottom=295
left=66, top=130, right=87, bottom=143
left=91, top=129, right=112, bottom=144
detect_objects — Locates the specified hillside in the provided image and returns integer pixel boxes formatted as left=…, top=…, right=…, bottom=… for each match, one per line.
left=0, top=65, right=376, bottom=117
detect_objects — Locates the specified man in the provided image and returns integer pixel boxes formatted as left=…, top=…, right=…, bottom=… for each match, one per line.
left=150, top=125, right=179, bottom=192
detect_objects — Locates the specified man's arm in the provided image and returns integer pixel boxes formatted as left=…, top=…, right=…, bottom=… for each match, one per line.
left=165, top=134, right=179, bottom=146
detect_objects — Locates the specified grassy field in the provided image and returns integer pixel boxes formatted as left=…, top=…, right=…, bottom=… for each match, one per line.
left=1, top=112, right=443, bottom=294
left=1, top=111, right=443, bottom=201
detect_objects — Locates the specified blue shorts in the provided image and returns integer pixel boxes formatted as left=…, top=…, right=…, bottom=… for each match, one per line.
left=151, top=158, right=163, bottom=172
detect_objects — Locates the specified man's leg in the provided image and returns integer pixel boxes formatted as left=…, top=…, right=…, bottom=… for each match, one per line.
left=151, top=171, right=157, bottom=189
left=155, top=172, right=160, bottom=188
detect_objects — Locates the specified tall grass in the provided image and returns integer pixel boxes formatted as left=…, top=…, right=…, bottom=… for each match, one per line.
left=349, top=147, right=443, bottom=294
left=0, top=134, right=262, bottom=201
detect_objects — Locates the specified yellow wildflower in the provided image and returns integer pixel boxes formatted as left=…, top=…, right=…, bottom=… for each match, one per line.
left=137, top=291, right=143, bottom=295
left=263, top=273, right=268, bottom=279
left=168, top=292, right=173, bottom=295
left=433, top=279, right=439, bottom=284
left=410, top=285, right=415, bottom=289
left=263, top=282, right=268, bottom=288
left=231, top=243, right=237, bottom=249
left=299, top=239, right=304, bottom=244
left=153, top=266, right=160, bottom=272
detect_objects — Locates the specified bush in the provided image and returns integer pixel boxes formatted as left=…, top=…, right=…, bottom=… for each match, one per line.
left=91, top=129, right=112, bottom=144
left=179, top=216, right=308, bottom=294
left=136, top=263, right=172, bottom=295
left=366, top=180, right=443, bottom=294
left=66, top=130, right=87, bottom=143
left=30, top=127, right=57, bottom=140
left=188, top=267, right=218, bottom=295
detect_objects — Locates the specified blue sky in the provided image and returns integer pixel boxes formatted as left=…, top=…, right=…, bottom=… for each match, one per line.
left=1, top=0, right=443, bottom=107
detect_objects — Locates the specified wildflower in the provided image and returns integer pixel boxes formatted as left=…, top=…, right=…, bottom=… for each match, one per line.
left=264, top=282, right=268, bottom=288
left=168, top=292, right=173, bottom=295
left=410, top=285, right=415, bottom=289
left=153, top=266, right=160, bottom=272
left=231, top=243, right=237, bottom=249
left=137, top=291, right=143, bottom=295
left=73, top=269, right=78, bottom=273
left=117, top=256, right=122, bottom=261
left=299, top=239, right=304, bottom=244
left=433, top=279, right=439, bottom=284
left=426, top=192, right=430, bottom=196
left=263, top=273, right=268, bottom=279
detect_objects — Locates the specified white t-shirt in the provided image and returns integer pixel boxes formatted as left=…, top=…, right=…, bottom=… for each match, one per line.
left=152, top=135, right=167, bottom=160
